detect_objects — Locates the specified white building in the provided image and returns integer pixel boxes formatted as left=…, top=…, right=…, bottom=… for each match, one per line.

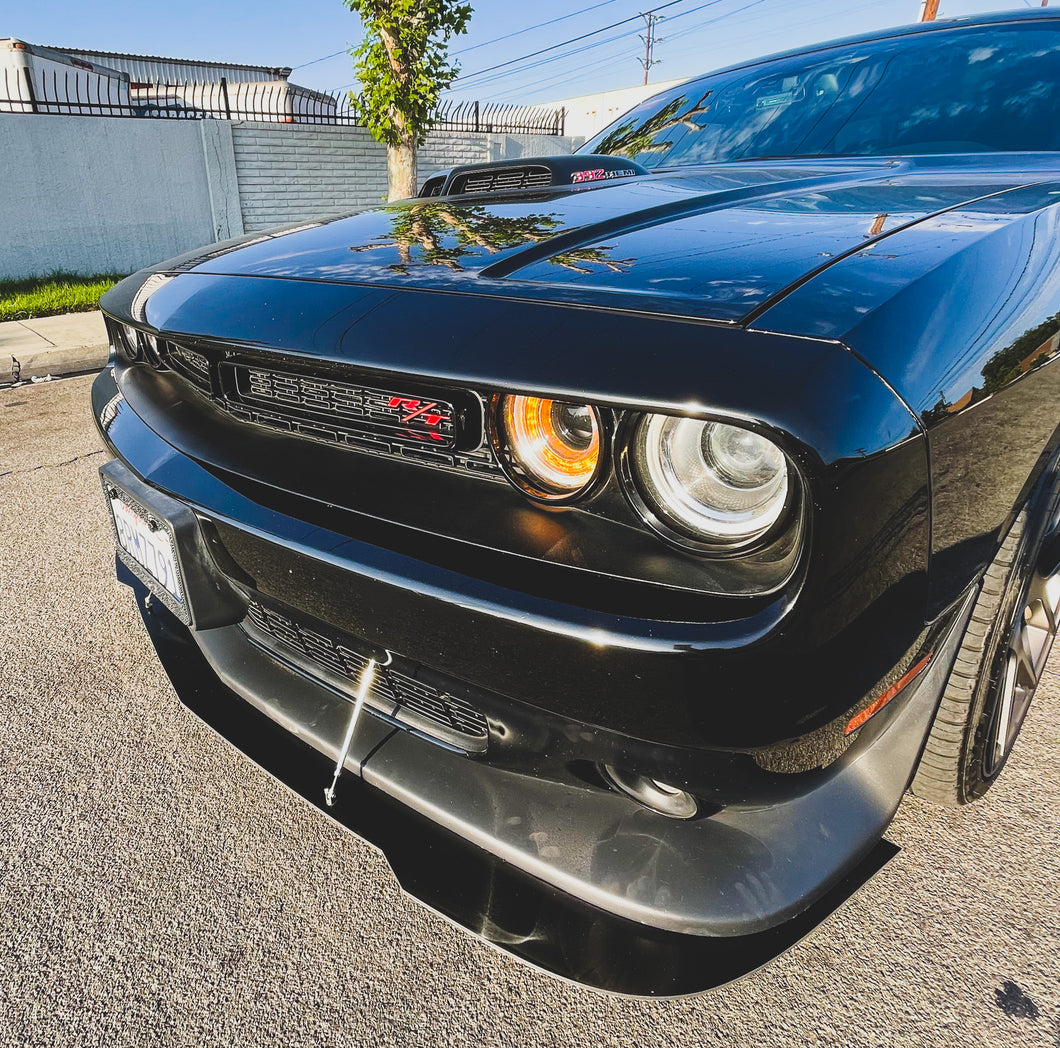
left=544, top=78, right=689, bottom=140
left=55, top=48, right=294, bottom=86
left=1, top=41, right=335, bottom=121
left=1, top=38, right=130, bottom=114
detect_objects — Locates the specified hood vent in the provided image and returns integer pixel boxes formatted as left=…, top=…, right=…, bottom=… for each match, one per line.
left=419, top=155, right=649, bottom=198
left=449, top=165, right=554, bottom=195
left=420, top=173, right=447, bottom=197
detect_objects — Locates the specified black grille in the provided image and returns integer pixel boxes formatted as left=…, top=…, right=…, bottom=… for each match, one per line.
left=155, top=347, right=506, bottom=482
left=449, top=166, right=553, bottom=195
left=386, top=669, right=490, bottom=741
left=231, top=365, right=458, bottom=448
left=222, top=400, right=503, bottom=478
left=169, top=345, right=211, bottom=391
left=244, top=601, right=489, bottom=749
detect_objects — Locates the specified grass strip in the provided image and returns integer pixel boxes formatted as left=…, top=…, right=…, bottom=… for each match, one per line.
left=0, top=273, right=125, bottom=322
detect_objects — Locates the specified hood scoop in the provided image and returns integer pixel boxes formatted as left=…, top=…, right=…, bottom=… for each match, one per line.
left=420, top=154, right=650, bottom=198
left=450, top=165, right=553, bottom=195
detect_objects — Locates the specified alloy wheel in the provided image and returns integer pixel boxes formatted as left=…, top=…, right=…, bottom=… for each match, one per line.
left=982, top=503, right=1060, bottom=779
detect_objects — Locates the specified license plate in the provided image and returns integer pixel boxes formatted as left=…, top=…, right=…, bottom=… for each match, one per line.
left=109, top=493, right=184, bottom=606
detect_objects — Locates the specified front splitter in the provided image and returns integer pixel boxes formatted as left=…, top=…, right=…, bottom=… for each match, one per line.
left=125, top=566, right=898, bottom=998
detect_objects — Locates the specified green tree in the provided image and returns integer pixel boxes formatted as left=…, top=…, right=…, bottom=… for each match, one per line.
left=345, top=0, right=472, bottom=202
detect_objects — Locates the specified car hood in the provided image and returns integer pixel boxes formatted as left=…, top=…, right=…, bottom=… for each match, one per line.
left=152, top=154, right=1057, bottom=325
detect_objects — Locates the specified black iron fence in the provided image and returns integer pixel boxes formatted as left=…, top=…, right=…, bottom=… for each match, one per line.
left=434, top=99, right=566, bottom=136
left=0, top=66, right=566, bottom=135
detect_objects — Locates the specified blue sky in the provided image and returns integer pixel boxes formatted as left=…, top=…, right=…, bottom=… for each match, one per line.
left=5, top=0, right=1049, bottom=104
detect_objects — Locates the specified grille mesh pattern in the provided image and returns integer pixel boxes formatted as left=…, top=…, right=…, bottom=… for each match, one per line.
left=169, top=345, right=211, bottom=391
left=244, top=601, right=489, bottom=745
left=386, top=669, right=491, bottom=740
left=237, top=367, right=457, bottom=445
left=157, top=347, right=506, bottom=481
left=246, top=601, right=399, bottom=705
left=223, top=401, right=503, bottom=478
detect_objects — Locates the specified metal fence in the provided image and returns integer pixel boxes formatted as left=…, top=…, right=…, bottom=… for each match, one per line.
left=0, top=67, right=566, bottom=135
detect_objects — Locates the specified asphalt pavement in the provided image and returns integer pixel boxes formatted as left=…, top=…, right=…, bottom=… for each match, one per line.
left=1, top=373, right=1058, bottom=1047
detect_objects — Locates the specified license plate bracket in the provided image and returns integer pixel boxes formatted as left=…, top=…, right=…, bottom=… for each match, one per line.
left=101, top=464, right=192, bottom=623
left=104, top=477, right=190, bottom=624
left=100, top=458, right=255, bottom=632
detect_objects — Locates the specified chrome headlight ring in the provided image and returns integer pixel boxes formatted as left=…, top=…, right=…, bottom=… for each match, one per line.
left=618, top=412, right=805, bottom=555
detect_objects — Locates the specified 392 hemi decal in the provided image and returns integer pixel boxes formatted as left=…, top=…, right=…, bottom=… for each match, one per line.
left=571, top=168, right=640, bottom=184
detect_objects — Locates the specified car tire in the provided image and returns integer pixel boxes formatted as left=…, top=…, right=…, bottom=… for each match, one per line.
left=912, top=464, right=1060, bottom=806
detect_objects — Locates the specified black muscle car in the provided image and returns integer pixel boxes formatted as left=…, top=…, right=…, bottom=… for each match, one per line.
left=93, top=11, right=1060, bottom=996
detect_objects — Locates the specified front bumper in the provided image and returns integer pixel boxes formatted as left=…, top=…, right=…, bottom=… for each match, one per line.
left=94, top=366, right=970, bottom=995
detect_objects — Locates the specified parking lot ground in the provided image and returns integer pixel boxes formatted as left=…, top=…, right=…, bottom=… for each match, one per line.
left=1, top=373, right=1058, bottom=1047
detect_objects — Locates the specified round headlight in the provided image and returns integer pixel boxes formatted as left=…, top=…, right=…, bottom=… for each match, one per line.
left=121, top=324, right=142, bottom=361
left=630, top=415, right=792, bottom=549
left=493, top=394, right=602, bottom=501
left=140, top=330, right=165, bottom=368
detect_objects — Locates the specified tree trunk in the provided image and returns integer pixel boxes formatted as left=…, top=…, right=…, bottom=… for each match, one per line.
left=387, top=139, right=417, bottom=201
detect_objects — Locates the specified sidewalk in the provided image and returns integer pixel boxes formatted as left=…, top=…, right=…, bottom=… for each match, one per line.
left=0, top=311, right=109, bottom=385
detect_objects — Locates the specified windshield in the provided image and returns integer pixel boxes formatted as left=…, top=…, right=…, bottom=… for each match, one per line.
left=581, top=21, right=1060, bottom=166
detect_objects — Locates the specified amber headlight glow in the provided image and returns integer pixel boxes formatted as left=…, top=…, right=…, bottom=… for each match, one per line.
left=493, top=394, right=602, bottom=501
left=630, top=415, right=794, bottom=549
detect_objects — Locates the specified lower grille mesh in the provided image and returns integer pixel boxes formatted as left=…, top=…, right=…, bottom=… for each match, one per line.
left=244, top=601, right=489, bottom=748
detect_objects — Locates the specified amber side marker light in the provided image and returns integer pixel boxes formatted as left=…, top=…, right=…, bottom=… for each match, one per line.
left=844, top=650, right=934, bottom=736
left=494, top=394, right=602, bottom=501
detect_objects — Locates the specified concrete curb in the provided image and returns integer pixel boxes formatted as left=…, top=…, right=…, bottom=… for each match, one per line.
left=0, top=311, right=110, bottom=385
left=14, top=343, right=110, bottom=382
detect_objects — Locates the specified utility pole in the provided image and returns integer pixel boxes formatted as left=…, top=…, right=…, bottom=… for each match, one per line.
left=918, top=0, right=940, bottom=20
left=639, top=11, right=663, bottom=85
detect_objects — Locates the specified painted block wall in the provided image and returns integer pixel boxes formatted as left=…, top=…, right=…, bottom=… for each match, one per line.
left=1, top=114, right=217, bottom=280
left=1, top=115, right=581, bottom=279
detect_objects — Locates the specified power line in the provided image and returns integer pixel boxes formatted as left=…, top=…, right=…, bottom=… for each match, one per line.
left=331, top=25, right=643, bottom=95
left=479, top=44, right=644, bottom=102
left=454, top=27, right=645, bottom=90
left=455, top=0, right=779, bottom=105
left=330, top=16, right=647, bottom=93
left=452, top=0, right=694, bottom=84
left=295, top=2, right=623, bottom=76
left=452, top=1, right=623, bottom=55
left=636, top=0, right=770, bottom=65
left=332, top=0, right=779, bottom=98
left=292, top=49, right=348, bottom=72
left=658, top=0, right=872, bottom=67
left=455, top=0, right=739, bottom=89
left=330, top=0, right=739, bottom=94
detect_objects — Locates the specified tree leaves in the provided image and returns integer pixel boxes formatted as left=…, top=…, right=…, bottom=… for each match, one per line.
left=344, top=0, right=473, bottom=149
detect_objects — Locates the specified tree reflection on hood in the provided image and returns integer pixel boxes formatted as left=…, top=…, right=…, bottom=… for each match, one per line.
left=352, top=202, right=634, bottom=275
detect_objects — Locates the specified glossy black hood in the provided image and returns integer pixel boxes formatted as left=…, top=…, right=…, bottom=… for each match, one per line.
left=136, top=154, right=1059, bottom=325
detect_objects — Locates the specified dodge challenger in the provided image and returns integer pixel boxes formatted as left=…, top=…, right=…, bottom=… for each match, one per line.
left=93, top=10, right=1060, bottom=995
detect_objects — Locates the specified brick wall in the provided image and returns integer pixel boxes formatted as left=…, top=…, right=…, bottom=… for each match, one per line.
left=232, top=123, right=582, bottom=232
